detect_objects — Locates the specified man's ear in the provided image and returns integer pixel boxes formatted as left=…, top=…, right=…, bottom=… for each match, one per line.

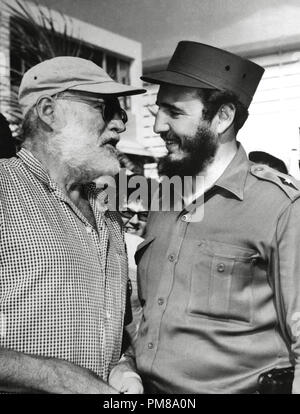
left=216, top=103, right=236, bottom=135
left=35, top=96, right=56, bottom=128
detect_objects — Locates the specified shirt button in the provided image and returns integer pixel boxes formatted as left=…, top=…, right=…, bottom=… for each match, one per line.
left=182, top=215, right=187, bottom=221
left=158, top=298, right=164, bottom=306
left=168, top=254, right=176, bottom=262
left=106, top=311, right=111, bottom=319
left=86, top=226, right=93, bottom=234
left=148, top=342, right=154, bottom=349
left=217, top=263, right=225, bottom=272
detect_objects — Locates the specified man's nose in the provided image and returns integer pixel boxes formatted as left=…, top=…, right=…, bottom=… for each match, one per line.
left=154, top=111, right=169, bottom=134
left=109, top=117, right=126, bottom=134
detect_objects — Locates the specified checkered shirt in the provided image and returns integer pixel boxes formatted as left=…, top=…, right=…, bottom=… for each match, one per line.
left=0, top=149, right=128, bottom=381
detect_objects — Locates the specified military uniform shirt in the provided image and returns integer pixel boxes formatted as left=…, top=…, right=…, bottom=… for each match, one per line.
left=135, top=144, right=300, bottom=394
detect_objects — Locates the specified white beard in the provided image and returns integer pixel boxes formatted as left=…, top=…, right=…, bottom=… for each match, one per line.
left=49, top=117, right=120, bottom=184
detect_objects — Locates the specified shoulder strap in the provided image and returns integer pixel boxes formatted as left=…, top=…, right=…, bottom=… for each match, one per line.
left=250, top=164, right=300, bottom=201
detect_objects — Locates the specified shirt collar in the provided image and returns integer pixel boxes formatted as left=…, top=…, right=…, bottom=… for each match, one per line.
left=17, top=148, right=54, bottom=188
left=214, top=143, right=250, bottom=201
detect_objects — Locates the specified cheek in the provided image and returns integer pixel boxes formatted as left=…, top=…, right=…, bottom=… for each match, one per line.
left=78, top=121, right=105, bottom=148
left=171, top=120, right=199, bottom=138
left=71, top=107, right=104, bottom=134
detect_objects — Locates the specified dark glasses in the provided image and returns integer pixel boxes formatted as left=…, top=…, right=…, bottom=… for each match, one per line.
left=120, top=209, right=149, bottom=222
left=54, top=93, right=128, bottom=124
left=104, top=99, right=128, bottom=124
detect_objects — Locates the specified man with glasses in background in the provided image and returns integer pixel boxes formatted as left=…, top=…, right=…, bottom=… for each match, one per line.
left=0, top=56, right=145, bottom=394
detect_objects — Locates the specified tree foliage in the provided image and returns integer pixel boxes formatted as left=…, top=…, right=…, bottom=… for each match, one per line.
left=1, top=0, right=84, bottom=136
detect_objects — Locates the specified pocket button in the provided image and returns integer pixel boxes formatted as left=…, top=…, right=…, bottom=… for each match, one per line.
left=168, top=254, right=176, bottom=262
left=217, top=262, right=225, bottom=272
left=158, top=297, right=164, bottom=306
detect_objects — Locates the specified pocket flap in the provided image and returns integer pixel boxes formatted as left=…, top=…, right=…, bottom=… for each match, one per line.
left=199, top=240, right=259, bottom=261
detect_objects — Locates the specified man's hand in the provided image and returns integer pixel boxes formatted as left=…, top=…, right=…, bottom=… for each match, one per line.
left=108, top=363, right=143, bottom=394
left=0, top=347, right=119, bottom=394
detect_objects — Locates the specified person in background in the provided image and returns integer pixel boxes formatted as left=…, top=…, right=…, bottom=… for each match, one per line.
left=119, top=176, right=150, bottom=349
left=134, top=41, right=300, bottom=393
left=0, top=56, right=145, bottom=394
left=249, top=150, right=288, bottom=174
left=0, top=113, right=16, bottom=158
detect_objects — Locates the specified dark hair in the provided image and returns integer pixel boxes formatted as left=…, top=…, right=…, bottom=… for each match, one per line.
left=196, top=89, right=249, bottom=133
left=248, top=151, right=288, bottom=174
left=0, top=113, right=16, bottom=158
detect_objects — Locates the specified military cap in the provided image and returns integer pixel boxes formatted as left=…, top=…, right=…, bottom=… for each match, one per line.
left=141, top=41, right=265, bottom=108
left=249, top=151, right=288, bottom=174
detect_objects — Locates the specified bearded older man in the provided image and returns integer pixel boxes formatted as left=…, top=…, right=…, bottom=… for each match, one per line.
left=0, top=57, right=145, bottom=394
left=135, top=41, right=300, bottom=394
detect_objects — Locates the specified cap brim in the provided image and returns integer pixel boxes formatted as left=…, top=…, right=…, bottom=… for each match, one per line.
left=71, top=81, right=146, bottom=96
left=141, top=70, right=216, bottom=90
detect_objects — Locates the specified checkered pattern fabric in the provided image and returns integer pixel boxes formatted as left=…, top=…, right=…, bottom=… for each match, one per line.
left=0, top=149, right=128, bottom=381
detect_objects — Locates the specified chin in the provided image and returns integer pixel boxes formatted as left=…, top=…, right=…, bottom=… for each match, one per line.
left=72, top=157, right=120, bottom=184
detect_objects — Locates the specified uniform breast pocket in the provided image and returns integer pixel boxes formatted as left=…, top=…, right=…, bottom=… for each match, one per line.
left=134, top=236, right=155, bottom=303
left=188, top=240, right=259, bottom=324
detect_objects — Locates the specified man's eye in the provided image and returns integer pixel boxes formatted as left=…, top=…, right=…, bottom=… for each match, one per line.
left=169, top=110, right=181, bottom=118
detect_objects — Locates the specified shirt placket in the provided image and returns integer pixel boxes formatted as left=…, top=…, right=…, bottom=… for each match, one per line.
left=143, top=212, right=190, bottom=372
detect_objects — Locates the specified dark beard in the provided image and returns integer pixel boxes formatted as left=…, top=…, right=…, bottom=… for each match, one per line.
left=158, top=125, right=219, bottom=178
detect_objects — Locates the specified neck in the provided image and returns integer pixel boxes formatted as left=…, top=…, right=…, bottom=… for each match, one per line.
left=202, top=139, right=238, bottom=188
left=184, top=139, right=238, bottom=204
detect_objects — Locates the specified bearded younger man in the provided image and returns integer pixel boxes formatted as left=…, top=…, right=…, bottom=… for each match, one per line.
left=0, top=57, right=145, bottom=394
left=135, top=41, right=300, bottom=393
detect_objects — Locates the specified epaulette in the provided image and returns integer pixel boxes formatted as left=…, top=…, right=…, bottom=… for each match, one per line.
left=250, top=164, right=300, bottom=201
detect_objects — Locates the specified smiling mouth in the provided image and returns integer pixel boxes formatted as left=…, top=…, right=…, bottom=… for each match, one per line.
left=165, top=140, right=181, bottom=152
left=161, top=133, right=181, bottom=149
left=165, top=139, right=178, bottom=145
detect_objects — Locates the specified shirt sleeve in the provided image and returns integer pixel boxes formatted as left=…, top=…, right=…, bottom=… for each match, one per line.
left=272, top=198, right=300, bottom=393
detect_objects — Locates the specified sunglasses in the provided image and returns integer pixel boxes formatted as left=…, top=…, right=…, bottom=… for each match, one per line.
left=120, top=209, right=149, bottom=222
left=54, top=93, right=128, bottom=124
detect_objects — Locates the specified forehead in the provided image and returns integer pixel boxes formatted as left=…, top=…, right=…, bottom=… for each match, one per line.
left=157, top=84, right=201, bottom=104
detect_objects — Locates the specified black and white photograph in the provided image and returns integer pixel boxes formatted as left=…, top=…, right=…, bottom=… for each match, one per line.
left=0, top=0, right=300, bottom=398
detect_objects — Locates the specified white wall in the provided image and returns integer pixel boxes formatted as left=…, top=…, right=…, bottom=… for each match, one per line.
left=238, top=51, right=300, bottom=168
